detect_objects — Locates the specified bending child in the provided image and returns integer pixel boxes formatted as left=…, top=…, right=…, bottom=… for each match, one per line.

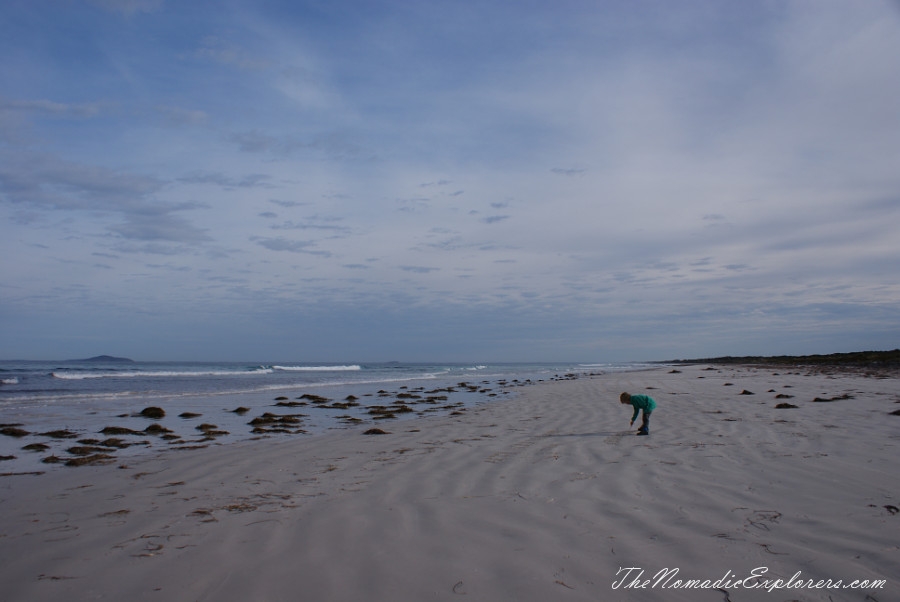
left=620, top=392, right=656, bottom=436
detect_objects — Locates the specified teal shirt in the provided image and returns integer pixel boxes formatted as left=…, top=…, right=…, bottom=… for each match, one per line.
left=629, top=394, right=657, bottom=422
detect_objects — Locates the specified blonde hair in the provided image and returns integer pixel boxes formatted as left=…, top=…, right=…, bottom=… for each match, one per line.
left=619, top=392, right=631, bottom=403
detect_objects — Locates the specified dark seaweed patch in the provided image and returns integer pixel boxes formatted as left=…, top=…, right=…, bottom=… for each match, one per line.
left=139, top=407, right=166, bottom=419
left=100, top=426, right=141, bottom=436
left=65, top=454, right=116, bottom=467
left=23, top=443, right=50, bottom=452
left=363, top=428, right=389, bottom=435
left=40, top=429, right=79, bottom=439
left=1, top=426, right=29, bottom=438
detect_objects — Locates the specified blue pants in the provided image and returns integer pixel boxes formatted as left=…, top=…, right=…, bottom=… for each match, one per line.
left=637, top=411, right=651, bottom=434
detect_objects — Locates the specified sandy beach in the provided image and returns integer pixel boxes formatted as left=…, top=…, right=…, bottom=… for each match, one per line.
left=0, top=364, right=897, bottom=601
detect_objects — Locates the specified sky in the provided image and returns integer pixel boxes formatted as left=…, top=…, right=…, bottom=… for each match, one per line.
left=1, top=0, right=900, bottom=362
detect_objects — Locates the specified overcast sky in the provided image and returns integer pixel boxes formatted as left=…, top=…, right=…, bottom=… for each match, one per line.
left=2, top=0, right=899, bottom=362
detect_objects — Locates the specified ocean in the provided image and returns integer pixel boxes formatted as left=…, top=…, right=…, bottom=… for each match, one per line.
left=0, top=359, right=652, bottom=472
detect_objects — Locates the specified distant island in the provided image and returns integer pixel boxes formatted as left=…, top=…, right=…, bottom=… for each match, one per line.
left=668, top=349, right=900, bottom=368
left=75, top=355, right=136, bottom=363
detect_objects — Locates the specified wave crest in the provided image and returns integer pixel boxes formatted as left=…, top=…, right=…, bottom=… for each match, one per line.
left=272, top=365, right=362, bottom=372
left=52, top=368, right=274, bottom=380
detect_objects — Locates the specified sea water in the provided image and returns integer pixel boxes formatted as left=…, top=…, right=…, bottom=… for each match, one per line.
left=0, top=359, right=651, bottom=472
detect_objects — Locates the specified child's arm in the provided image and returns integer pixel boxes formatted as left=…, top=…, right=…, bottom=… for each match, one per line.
left=630, top=404, right=639, bottom=424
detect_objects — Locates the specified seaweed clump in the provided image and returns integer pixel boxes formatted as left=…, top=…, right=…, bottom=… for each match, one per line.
left=139, top=407, right=166, bottom=419
left=248, top=413, right=306, bottom=434
left=64, top=454, right=116, bottom=467
left=1, top=426, right=30, bottom=438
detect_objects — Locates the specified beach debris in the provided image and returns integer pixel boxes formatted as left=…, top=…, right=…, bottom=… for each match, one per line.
left=40, top=429, right=79, bottom=439
left=67, top=445, right=112, bottom=456
left=64, top=453, right=116, bottom=467
left=812, top=394, right=854, bottom=402
left=0, top=455, right=15, bottom=461
left=230, top=406, right=250, bottom=415
left=363, top=428, right=389, bottom=435
left=101, top=438, right=139, bottom=448
left=367, top=406, right=397, bottom=419
left=101, top=426, right=142, bottom=436
left=196, top=424, right=229, bottom=437
left=775, top=403, right=799, bottom=409
left=337, top=415, right=363, bottom=424
left=299, top=393, right=331, bottom=403
left=41, top=455, right=63, bottom=464
left=774, top=393, right=794, bottom=399
left=248, top=413, right=305, bottom=434
left=144, top=424, right=173, bottom=435
left=275, top=400, right=306, bottom=407
left=739, top=390, right=755, bottom=395
left=224, top=502, right=257, bottom=513
left=274, top=396, right=289, bottom=401
left=324, top=400, right=359, bottom=409
left=0, top=426, right=30, bottom=438
left=248, top=413, right=303, bottom=426
left=452, top=581, right=466, bottom=595
left=890, top=409, right=900, bottom=416
left=885, top=505, right=899, bottom=515
left=179, top=412, right=202, bottom=419
left=139, top=406, right=166, bottom=419
left=22, top=443, right=50, bottom=452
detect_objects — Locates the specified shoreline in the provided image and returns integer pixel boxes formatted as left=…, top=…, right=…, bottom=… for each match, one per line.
left=1, top=365, right=897, bottom=601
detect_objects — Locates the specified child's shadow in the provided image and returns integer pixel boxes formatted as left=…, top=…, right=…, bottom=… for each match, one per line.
left=542, top=431, right=631, bottom=438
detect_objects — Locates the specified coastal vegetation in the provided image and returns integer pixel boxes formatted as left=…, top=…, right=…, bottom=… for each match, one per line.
left=670, top=349, right=900, bottom=368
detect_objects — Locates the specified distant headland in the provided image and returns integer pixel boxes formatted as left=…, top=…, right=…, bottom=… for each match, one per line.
left=74, top=355, right=136, bottom=363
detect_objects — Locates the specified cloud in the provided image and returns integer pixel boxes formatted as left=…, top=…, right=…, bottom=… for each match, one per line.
left=178, top=171, right=274, bottom=189
left=1, top=98, right=101, bottom=118
left=109, top=211, right=210, bottom=243
left=0, top=154, right=164, bottom=213
left=229, top=130, right=362, bottom=158
left=269, top=199, right=310, bottom=208
left=0, top=153, right=209, bottom=244
left=399, top=265, right=440, bottom=274
left=551, top=168, right=586, bottom=176
left=252, top=236, right=330, bottom=256
left=154, top=105, right=208, bottom=126
left=270, top=220, right=350, bottom=235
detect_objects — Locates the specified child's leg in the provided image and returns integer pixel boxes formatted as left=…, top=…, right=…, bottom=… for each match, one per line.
left=639, top=411, right=651, bottom=434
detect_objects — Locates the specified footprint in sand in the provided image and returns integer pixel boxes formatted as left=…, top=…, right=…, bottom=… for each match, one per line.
left=603, top=432, right=630, bottom=445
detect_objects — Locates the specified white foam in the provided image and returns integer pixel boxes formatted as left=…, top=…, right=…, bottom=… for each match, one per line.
left=51, top=368, right=273, bottom=380
left=272, top=365, right=362, bottom=372
left=1, top=377, right=19, bottom=385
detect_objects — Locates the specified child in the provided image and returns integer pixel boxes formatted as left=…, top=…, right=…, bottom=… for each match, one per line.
left=620, top=392, right=656, bottom=436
